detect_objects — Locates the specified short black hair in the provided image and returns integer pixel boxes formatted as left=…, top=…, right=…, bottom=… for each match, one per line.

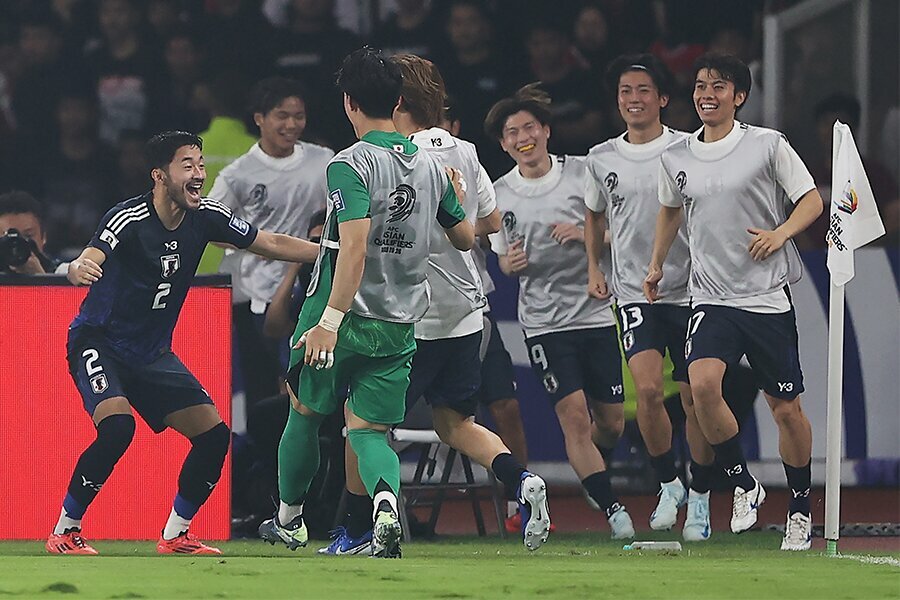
left=335, top=46, right=403, bottom=119
left=248, top=77, right=307, bottom=116
left=606, top=53, right=674, bottom=99
left=815, top=93, right=861, bottom=129
left=692, top=52, right=752, bottom=100
left=483, top=83, right=552, bottom=140
left=0, top=190, right=45, bottom=226
left=145, top=131, right=202, bottom=170
left=308, top=209, right=327, bottom=235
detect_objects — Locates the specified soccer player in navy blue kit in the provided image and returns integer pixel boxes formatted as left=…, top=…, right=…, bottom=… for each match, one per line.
left=47, top=131, right=319, bottom=555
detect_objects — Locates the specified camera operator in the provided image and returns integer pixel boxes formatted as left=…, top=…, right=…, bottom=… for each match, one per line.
left=0, top=191, right=62, bottom=275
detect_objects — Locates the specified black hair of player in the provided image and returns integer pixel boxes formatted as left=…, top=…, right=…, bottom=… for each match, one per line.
left=249, top=77, right=308, bottom=116
left=145, top=131, right=203, bottom=170
left=605, top=53, right=674, bottom=100
left=692, top=53, right=752, bottom=100
left=0, top=190, right=45, bottom=226
left=814, top=93, right=861, bottom=129
left=483, top=83, right=552, bottom=141
left=335, top=46, right=403, bottom=119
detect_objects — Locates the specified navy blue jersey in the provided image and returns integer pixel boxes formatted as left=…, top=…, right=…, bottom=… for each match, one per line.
left=70, top=192, right=258, bottom=362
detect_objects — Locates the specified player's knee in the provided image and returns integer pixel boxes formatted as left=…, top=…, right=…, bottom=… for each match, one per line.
left=192, top=422, right=231, bottom=464
left=770, top=398, right=804, bottom=428
left=558, top=409, right=592, bottom=442
left=95, top=413, right=136, bottom=458
left=688, top=375, right=722, bottom=405
left=634, top=380, right=665, bottom=406
left=489, top=398, right=521, bottom=425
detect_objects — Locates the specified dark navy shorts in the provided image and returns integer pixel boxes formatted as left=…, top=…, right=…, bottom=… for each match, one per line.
left=67, top=328, right=213, bottom=432
left=471, top=312, right=516, bottom=406
left=685, top=304, right=805, bottom=399
left=617, top=302, right=691, bottom=382
left=406, top=331, right=483, bottom=417
left=525, top=326, right=624, bottom=405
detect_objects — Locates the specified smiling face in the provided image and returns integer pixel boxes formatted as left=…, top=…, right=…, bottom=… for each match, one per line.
left=155, top=144, right=205, bottom=210
left=617, top=69, right=667, bottom=130
left=255, top=96, right=306, bottom=157
left=693, top=68, right=745, bottom=128
left=499, top=110, right=550, bottom=169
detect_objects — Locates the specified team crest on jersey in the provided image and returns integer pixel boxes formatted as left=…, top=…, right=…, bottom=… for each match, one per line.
left=675, top=171, right=687, bottom=191
left=250, top=183, right=267, bottom=203
left=90, top=373, right=108, bottom=394
left=229, top=214, right=250, bottom=235
left=604, top=172, right=618, bottom=192
left=387, top=184, right=416, bottom=223
left=542, top=371, right=559, bottom=394
left=160, top=253, right=181, bottom=278
left=623, top=330, right=635, bottom=352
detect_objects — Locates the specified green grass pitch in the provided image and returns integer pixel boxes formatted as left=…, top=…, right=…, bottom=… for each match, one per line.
left=1, top=533, right=897, bottom=599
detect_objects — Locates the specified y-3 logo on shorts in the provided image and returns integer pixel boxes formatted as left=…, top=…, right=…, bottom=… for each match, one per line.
left=610, top=384, right=624, bottom=396
left=777, top=382, right=794, bottom=393
left=725, top=464, right=743, bottom=477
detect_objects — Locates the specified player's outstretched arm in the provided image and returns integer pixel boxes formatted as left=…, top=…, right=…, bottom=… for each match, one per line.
left=67, top=246, right=106, bottom=286
left=446, top=219, right=475, bottom=251
left=248, top=230, right=319, bottom=264
left=584, top=208, right=610, bottom=300
left=644, top=205, right=683, bottom=303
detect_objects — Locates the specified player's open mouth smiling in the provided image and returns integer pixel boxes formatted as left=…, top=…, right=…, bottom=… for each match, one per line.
left=517, top=143, right=536, bottom=153
left=699, top=102, right=718, bottom=113
left=185, top=180, right=203, bottom=200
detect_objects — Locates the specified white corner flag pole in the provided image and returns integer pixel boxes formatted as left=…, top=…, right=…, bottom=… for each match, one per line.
left=824, top=120, right=886, bottom=557
left=825, top=280, right=844, bottom=557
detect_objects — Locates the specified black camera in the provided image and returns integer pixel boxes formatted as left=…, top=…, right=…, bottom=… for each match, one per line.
left=0, top=228, right=38, bottom=271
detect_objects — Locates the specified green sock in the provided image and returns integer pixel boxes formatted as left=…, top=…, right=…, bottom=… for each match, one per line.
left=277, top=407, right=324, bottom=505
left=347, top=428, right=400, bottom=496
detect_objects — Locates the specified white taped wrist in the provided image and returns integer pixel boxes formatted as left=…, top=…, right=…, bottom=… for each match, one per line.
left=318, top=306, right=345, bottom=332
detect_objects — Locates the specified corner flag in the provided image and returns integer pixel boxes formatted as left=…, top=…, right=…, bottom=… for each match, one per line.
left=823, top=121, right=885, bottom=557
left=826, top=121, right=885, bottom=285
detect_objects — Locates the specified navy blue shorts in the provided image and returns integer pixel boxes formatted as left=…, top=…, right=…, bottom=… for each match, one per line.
left=67, top=328, right=213, bottom=432
left=472, top=313, right=516, bottom=406
left=406, top=331, right=483, bottom=417
left=617, top=302, right=691, bottom=382
left=685, top=304, right=805, bottom=399
left=525, top=326, right=624, bottom=405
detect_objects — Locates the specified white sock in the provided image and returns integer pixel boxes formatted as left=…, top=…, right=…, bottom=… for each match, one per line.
left=54, top=507, right=82, bottom=535
left=661, top=478, right=681, bottom=488
left=507, top=501, right=518, bottom=518
left=162, top=508, right=191, bottom=540
left=372, top=490, right=398, bottom=520
left=278, top=501, right=303, bottom=526
left=689, top=489, right=710, bottom=500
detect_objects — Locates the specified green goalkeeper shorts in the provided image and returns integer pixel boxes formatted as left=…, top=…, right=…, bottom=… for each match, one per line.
left=287, top=345, right=414, bottom=425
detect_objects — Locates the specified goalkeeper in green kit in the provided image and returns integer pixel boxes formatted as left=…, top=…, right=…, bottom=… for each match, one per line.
left=259, top=47, right=475, bottom=558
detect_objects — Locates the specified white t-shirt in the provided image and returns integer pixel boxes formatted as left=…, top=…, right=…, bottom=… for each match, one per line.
left=659, top=121, right=815, bottom=313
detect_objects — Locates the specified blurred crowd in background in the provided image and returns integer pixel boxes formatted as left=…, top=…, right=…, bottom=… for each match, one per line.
left=0, top=0, right=896, bottom=258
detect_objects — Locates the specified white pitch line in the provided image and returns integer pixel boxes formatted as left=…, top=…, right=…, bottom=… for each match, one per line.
left=833, top=553, right=900, bottom=568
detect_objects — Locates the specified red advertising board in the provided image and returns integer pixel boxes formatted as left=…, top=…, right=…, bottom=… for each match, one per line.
left=0, top=278, right=231, bottom=540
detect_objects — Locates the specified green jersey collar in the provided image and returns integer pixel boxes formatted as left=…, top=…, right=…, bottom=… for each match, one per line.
left=361, top=130, right=417, bottom=154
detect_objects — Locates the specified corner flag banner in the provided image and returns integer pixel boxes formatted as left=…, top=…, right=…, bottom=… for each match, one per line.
left=826, top=121, right=885, bottom=286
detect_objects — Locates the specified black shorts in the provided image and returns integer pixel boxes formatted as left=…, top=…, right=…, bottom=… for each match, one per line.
left=67, top=328, right=213, bottom=432
left=405, top=331, right=483, bottom=417
left=525, top=326, right=624, bottom=405
left=471, top=313, right=516, bottom=406
left=685, top=304, right=805, bottom=399
left=617, top=302, right=691, bottom=382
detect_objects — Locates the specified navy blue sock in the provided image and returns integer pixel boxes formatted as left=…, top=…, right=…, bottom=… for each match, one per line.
left=64, top=414, right=135, bottom=516
left=345, top=491, right=374, bottom=538
left=689, top=461, right=715, bottom=494
left=582, top=471, right=620, bottom=516
left=491, top=453, right=527, bottom=500
left=712, top=434, right=755, bottom=491
left=175, top=422, right=230, bottom=517
left=784, top=461, right=811, bottom=515
left=649, top=450, right=678, bottom=485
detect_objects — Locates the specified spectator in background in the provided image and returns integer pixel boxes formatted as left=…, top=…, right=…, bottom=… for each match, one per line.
left=801, top=94, right=899, bottom=248
left=12, top=11, right=81, bottom=147
left=271, top=0, right=360, bottom=148
left=0, top=191, right=60, bottom=275
left=659, top=85, right=700, bottom=134
left=194, top=72, right=258, bottom=274
left=524, top=19, right=606, bottom=155
left=439, top=0, right=522, bottom=177
left=114, top=129, right=149, bottom=200
left=571, top=3, right=618, bottom=80
left=146, top=0, right=185, bottom=47
left=33, top=88, right=118, bottom=257
left=199, top=0, right=275, bottom=79
left=147, top=29, right=207, bottom=133
left=85, top=0, right=161, bottom=143
left=373, top=0, right=441, bottom=60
